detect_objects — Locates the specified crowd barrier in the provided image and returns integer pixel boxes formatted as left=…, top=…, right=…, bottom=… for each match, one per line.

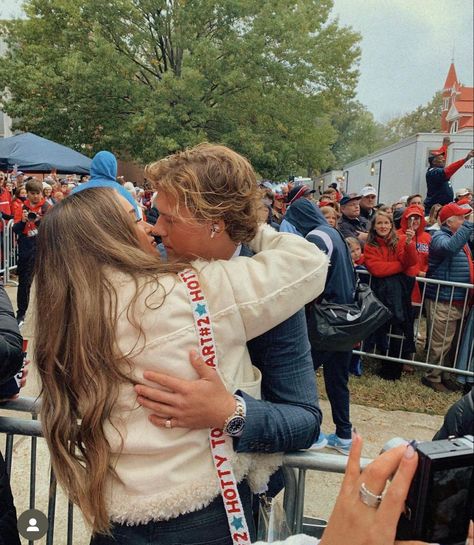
left=355, top=270, right=474, bottom=380
left=1, top=218, right=18, bottom=285
left=0, top=397, right=373, bottom=544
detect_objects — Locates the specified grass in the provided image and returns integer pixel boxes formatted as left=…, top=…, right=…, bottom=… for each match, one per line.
left=316, top=357, right=465, bottom=416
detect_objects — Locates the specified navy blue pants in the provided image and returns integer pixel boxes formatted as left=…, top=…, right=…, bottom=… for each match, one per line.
left=312, top=349, right=352, bottom=440
left=90, top=481, right=255, bottom=545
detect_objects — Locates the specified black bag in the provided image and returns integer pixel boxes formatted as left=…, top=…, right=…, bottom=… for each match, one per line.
left=307, top=282, right=392, bottom=352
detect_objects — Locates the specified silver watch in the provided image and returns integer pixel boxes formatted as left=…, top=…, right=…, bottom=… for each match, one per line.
left=223, top=395, right=246, bottom=437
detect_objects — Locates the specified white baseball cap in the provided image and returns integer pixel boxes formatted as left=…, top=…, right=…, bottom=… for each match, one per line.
left=361, top=186, right=377, bottom=197
left=456, top=188, right=472, bottom=198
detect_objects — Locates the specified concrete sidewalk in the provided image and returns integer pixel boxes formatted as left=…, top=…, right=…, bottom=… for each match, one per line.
left=1, top=285, right=444, bottom=544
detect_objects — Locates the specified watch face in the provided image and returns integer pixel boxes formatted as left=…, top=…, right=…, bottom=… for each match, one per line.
left=225, top=416, right=246, bottom=436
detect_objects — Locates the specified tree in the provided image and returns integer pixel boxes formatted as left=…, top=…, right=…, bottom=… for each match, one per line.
left=0, top=0, right=361, bottom=177
left=384, top=92, right=443, bottom=141
left=329, top=100, right=394, bottom=167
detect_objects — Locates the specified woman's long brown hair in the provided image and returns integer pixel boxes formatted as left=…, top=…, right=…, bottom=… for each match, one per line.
left=34, top=188, right=185, bottom=533
left=367, top=210, right=399, bottom=250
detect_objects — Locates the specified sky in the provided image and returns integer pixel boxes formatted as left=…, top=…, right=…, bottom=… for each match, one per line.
left=1, top=0, right=473, bottom=121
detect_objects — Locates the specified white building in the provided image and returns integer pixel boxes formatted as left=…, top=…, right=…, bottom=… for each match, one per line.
left=342, top=131, right=473, bottom=204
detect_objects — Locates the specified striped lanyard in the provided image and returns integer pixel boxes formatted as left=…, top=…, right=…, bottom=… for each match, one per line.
left=179, top=269, right=251, bottom=545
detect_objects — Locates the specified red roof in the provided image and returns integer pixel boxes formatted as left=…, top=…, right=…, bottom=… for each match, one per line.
left=459, top=87, right=474, bottom=101
left=454, top=101, right=474, bottom=114
left=443, top=63, right=458, bottom=90
left=460, top=115, right=474, bottom=129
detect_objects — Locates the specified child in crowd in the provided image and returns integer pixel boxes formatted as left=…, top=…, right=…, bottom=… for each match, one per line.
left=364, top=210, right=418, bottom=380
left=346, top=236, right=365, bottom=269
left=11, top=186, right=27, bottom=220
left=319, top=205, right=339, bottom=228
left=12, top=179, right=51, bottom=325
left=345, top=236, right=365, bottom=376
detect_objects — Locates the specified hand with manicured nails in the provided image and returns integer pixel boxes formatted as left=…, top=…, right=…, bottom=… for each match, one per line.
left=319, top=433, right=433, bottom=545
left=135, top=351, right=236, bottom=430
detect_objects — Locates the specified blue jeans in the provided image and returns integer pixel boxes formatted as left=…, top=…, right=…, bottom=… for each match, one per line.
left=90, top=481, right=255, bottom=545
left=312, top=349, right=352, bottom=440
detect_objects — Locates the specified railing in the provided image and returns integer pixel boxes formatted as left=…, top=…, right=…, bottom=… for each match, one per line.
left=0, top=397, right=78, bottom=545
left=1, top=218, right=18, bottom=285
left=1, top=397, right=373, bottom=543
left=355, top=271, right=474, bottom=380
left=282, top=450, right=373, bottom=534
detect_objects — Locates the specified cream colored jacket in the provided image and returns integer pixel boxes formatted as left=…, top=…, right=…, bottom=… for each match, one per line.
left=103, top=226, right=328, bottom=524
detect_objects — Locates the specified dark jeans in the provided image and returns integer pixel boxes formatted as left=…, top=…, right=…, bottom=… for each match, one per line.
left=16, top=257, right=34, bottom=318
left=90, top=481, right=255, bottom=545
left=0, top=452, right=21, bottom=545
left=312, top=349, right=352, bottom=440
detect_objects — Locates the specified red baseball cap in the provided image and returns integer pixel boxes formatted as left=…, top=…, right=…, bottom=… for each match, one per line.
left=438, top=203, right=471, bottom=224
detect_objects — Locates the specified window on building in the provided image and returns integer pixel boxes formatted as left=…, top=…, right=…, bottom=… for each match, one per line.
left=450, top=120, right=459, bottom=133
left=443, top=97, right=450, bottom=111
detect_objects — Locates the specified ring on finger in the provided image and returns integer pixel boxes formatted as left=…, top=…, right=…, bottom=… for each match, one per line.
left=165, top=418, right=173, bottom=429
left=359, top=482, right=384, bottom=508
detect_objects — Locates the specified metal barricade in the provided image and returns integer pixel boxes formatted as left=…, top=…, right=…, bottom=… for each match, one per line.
left=356, top=271, right=474, bottom=380
left=2, top=398, right=373, bottom=543
left=282, top=451, right=373, bottom=534
left=1, top=218, right=18, bottom=285
left=0, top=397, right=78, bottom=545
left=0, top=218, right=5, bottom=280
left=3, top=219, right=18, bottom=285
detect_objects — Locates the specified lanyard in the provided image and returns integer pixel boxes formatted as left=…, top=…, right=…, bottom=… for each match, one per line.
left=179, top=269, right=251, bottom=545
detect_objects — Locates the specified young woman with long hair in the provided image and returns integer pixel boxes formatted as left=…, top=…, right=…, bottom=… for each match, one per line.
left=363, top=211, right=418, bottom=380
left=34, top=174, right=328, bottom=542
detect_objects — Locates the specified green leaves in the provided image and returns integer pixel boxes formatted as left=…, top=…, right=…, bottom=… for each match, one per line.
left=1, top=0, right=361, bottom=176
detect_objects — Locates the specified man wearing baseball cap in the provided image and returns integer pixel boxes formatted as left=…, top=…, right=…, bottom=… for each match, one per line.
left=455, top=188, right=473, bottom=205
left=286, top=184, right=316, bottom=205
left=422, top=203, right=473, bottom=393
left=359, top=185, right=378, bottom=221
left=337, top=193, right=369, bottom=243
left=424, top=148, right=474, bottom=215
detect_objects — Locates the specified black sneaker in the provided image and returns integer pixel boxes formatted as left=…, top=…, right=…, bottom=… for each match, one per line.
left=421, top=376, right=450, bottom=394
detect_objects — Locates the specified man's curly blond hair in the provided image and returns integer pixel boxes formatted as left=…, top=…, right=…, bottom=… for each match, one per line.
left=145, top=143, right=261, bottom=243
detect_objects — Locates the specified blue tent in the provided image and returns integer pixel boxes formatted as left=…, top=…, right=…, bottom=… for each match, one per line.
left=0, top=132, right=92, bottom=174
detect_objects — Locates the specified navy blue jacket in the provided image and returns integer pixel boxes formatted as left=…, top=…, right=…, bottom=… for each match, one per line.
left=234, top=245, right=322, bottom=453
left=426, top=221, right=473, bottom=303
left=424, top=167, right=454, bottom=213
left=285, top=199, right=356, bottom=305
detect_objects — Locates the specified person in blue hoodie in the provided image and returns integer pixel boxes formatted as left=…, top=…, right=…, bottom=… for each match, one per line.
left=72, top=151, right=141, bottom=220
left=284, top=198, right=357, bottom=455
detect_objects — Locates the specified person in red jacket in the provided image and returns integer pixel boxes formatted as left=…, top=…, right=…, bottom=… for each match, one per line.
left=0, top=174, right=13, bottom=224
left=364, top=210, right=419, bottom=380
left=364, top=211, right=418, bottom=277
left=11, top=187, right=27, bottom=221
left=397, top=205, right=432, bottom=304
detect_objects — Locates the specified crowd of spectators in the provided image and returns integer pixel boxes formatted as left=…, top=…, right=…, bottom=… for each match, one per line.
left=0, top=141, right=473, bottom=545
left=257, top=146, right=474, bottom=394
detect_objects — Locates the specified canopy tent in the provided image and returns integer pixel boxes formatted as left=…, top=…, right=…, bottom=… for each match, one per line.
left=0, top=132, right=92, bottom=174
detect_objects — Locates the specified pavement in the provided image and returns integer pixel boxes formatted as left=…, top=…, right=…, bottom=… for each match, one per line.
left=1, top=285, right=445, bottom=544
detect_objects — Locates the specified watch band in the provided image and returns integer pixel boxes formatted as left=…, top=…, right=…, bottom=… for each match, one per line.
left=223, top=395, right=246, bottom=437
